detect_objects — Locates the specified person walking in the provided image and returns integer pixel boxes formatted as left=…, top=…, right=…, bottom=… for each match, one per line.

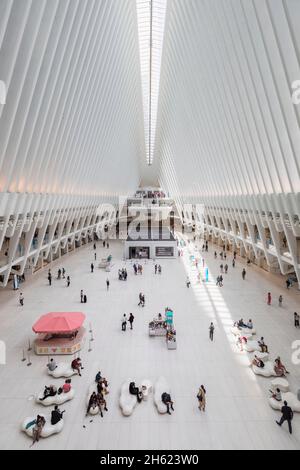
left=224, top=264, right=228, bottom=274
left=267, top=292, right=272, bottom=305
left=186, top=277, right=191, bottom=288
left=129, top=313, right=134, bottom=330
left=294, top=312, right=300, bottom=328
left=19, top=292, right=24, bottom=306
left=94, top=252, right=97, bottom=261
left=278, top=295, right=283, bottom=307
left=80, top=290, right=84, bottom=303
left=155, top=264, right=158, bottom=275
left=209, top=322, right=215, bottom=341
left=57, top=268, right=61, bottom=279
left=137, top=293, right=145, bottom=307
left=242, top=268, right=246, bottom=280
left=276, top=401, right=293, bottom=434
left=67, top=276, right=70, bottom=287
left=197, top=385, right=206, bottom=412
left=107, top=242, right=109, bottom=249
left=93, top=243, right=96, bottom=251
left=48, top=271, right=52, bottom=286
left=158, top=265, right=162, bottom=274
left=62, top=268, right=65, bottom=279
left=106, top=279, right=110, bottom=291
left=232, top=259, right=235, bottom=268
left=121, top=314, right=127, bottom=332
left=91, top=263, right=94, bottom=273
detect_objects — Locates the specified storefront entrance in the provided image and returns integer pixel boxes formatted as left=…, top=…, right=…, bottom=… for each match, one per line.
left=129, top=247, right=150, bottom=259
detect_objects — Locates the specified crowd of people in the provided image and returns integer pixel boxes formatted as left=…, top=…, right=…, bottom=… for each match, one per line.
left=20, top=234, right=300, bottom=446
left=86, top=372, right=109, bottom=417
left=118, top=268, right=128, bottom=281
left=133, top=263, right=143, bottom=275
left=121, top=313, right=135, bottom=331
left=39, top=379, right=72, bottom=401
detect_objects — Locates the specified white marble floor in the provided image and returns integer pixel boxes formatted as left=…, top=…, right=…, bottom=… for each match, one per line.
left=0, top=238, right=300, bottom=450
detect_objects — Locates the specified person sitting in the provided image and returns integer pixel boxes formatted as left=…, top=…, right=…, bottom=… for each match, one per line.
left=236, top=335, right=247, bottom=351
left=62, top=379, right=72, bottom=394
left=238, top=319, right=247, bottom=328
left=129, top=381, right=142, bottom=403
left=247, top=319, right=253, bottom=329
left=40, top=385, right=57, bottom=401
left=97, top=393, right=108, bottom=417
left=31, top=415, right=46, bottom=447
left=71, top=357, right=83, bottom=376
left=274, top=357, right=289, bottom=377
left=86, top=392, right=98, bottom=415
left=95, top=371, right=102, bottom=383
left=161, top=392, right=174, bottom=415
left=252, top=355, right=265, bottom=368
left=51, top=405, right=65, bottom=425
left=258, top=337, right=269, bottom=353
left=47, top=358, right=57, bottom=372
left=269, top=388, right=282, bottom=402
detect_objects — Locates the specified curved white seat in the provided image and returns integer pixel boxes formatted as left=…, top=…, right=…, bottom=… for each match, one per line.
left=36, top=389, right=75, bottom=406
left=47, top=363, right=78, bottom=378
left=119, top=379, right=137, bottom=416
left=271, top=378, right=289, bottom=392
left=245, top=341, right=260, bottom=352
left=154, top=377, right=171, bottom=414
left=86, top=383, right=100, bottom=415
left=252, top=361, right=276, bottom=377
left=231, top=326, right=256, bottom=337
left=253, top=351, right=269, bottom=362
left=269, top=392, right=300, bottom=412
left=22, top=415, right=64, bottom=438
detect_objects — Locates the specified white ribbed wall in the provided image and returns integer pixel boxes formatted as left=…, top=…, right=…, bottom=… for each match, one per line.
left=0, top=0, right=145, bottom=286
left=155, top=0, right=300, bottom=286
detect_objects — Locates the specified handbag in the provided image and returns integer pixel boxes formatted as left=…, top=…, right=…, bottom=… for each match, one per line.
left=26, top=419, right=36, bottom=429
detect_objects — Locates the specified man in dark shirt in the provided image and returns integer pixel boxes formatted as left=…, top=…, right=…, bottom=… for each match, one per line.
left=276, top=401, right=293, bottom=434
left=51, top=405, right=64, bottom=425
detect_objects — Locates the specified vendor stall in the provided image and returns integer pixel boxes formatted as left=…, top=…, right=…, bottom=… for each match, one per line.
left=32, top=312, right=86, bottom=355
left=148, top=318, right=167, bottom=336
left=149, top=309, right=177, bottom=349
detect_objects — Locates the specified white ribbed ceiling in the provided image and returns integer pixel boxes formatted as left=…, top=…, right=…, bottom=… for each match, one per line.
left=0, top=0, right=299, bottom=207
left=136, top=0, right=167, bottom=165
